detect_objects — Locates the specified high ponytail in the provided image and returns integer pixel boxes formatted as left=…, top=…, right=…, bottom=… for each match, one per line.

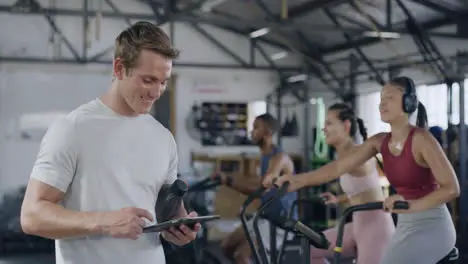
left=356, top=118, right=368, bottom=141
left=357, top=117, right=384, bottom=170
left=416, top=102, right=428, bottom=129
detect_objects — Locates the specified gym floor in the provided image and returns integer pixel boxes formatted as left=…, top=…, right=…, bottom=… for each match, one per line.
left=0, top=254, right=54, bottom=264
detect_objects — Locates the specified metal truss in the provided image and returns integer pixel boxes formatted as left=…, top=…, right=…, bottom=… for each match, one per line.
left=0, top=0, right=302, bottom=72
left=323, top=17, right=455, bottom=54
left=324, top=7, right=385, bottom=86
left=251, top=0, right=345, bottom=101
left=396, top=0, right=450, bottom=79
left=408, top=0, right=468, bottom=22
left=1, top=0, right=467, bottom=97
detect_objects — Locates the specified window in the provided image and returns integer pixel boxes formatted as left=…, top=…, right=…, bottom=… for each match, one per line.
left=449, top=80, right=468, bottom=125
left=357, top=91, right=389, bottom=136
left=18, top=111, right=68, bottom=130
left=11, top=111, right=68, bottom=141
left=416, top=84, right=448, bottom=128
left=247, top=100, right=267, bottom=132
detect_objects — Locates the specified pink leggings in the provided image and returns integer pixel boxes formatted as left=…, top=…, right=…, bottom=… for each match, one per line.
left=311, top=210, right=395, bottom=264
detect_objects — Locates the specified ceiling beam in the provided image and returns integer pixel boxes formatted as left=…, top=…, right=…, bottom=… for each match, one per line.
left=284, top=0, right=349, bottom=20
left=408, top=0, right=468, bottom=21
left=322, top=17, right=454, bottom=55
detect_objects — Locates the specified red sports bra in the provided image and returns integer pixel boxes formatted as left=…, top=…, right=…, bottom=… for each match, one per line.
left=380, top=127, right=438, bottom=200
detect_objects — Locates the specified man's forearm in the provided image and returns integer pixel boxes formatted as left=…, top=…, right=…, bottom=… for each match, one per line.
left=21, top=200, right=103, bottom=240
left=229, top=179, right=261, bottom=196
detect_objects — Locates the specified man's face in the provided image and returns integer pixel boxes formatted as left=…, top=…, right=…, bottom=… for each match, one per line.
left=251, top=118, right=269, bottom=145
left=114, top=49, right=172, bottom=115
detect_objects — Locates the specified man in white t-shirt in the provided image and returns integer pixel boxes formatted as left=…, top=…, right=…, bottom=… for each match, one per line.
left=20, top=21, right=200, bottom=264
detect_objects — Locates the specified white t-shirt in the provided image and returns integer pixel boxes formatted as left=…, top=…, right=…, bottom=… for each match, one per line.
left=30, top=98, right=177, bottom=264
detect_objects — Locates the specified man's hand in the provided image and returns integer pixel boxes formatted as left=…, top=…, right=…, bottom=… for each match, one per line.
left=261, top=173, right=277, bottom=188
left=100, top=207, right=154, bottom=240
left=162, top=211, right=201, bottom=246
left=263, top=174, right=294, bottom=191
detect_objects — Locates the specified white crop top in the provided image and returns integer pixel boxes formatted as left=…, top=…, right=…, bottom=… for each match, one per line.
left=339, top=159, right=382, bottom=198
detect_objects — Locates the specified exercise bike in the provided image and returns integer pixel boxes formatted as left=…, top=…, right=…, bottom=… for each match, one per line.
left=332, top=201, right=459, bottom=264
left=240, top=182, right=330, bottom=264
left=277, top=197, right=333, bottom=264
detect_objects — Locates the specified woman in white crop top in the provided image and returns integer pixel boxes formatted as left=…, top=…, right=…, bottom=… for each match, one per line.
left=310, top=103, right=395, bottom=264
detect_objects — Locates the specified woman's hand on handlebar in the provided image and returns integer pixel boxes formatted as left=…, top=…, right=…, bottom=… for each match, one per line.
left=383, top=194, right=410, bottom=213
left=320, top=192, right=338, bottom=205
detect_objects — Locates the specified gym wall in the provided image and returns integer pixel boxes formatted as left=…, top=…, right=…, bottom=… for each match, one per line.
left=269, top=92, right=339, bottom=154
left=0, top=1, right=306, bottom=193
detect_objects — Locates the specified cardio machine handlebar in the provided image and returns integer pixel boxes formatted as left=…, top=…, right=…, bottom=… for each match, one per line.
left=277, top=197, right=331, bottom=263
left=240, top=180, right=290, bottom=215
left=283, top=198, right=331, bottom=250
left=187, top=174, right=223, bottom=192
left=241, top=186, right=268, bottom=213
left=333, top=201, right=409, bottom=264
left=292, top=221, right=330, bottom=249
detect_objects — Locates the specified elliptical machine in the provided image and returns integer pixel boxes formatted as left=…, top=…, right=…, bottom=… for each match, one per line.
left=240, top=182, right=330, bottom=264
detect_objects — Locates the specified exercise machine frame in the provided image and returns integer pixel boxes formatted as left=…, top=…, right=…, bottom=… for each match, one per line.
left=240, top=183, right=330, bottom=264
left=177, top=176, right=227, bottom=264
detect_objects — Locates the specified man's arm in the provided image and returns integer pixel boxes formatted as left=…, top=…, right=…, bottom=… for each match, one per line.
left=264, top=153, right=292, bottom=179
left=228, top=178, right=262, bottom=196
left=21, top=117, right=102, bottom=239
left=21, top=179, right=103, bottom=239
left=229, top=153, right=292, bottom=195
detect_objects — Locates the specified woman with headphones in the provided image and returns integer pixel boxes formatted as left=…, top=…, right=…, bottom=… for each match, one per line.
left=264, top=76, right=459, bottom=264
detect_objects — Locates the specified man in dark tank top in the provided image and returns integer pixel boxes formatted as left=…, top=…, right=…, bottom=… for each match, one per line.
left=214, top=113, right=297, bottom=264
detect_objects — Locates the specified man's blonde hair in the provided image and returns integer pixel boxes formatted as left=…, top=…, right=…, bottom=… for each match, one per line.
left=114, top=21, right=180, bottom=73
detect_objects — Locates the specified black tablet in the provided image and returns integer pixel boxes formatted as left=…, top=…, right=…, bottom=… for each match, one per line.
left=143, top=215, right=221, bottom=233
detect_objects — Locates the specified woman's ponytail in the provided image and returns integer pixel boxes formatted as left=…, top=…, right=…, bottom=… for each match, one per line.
left=356, top=118, right=368, bottom=141
left=416, top=102, right=428, bottom=129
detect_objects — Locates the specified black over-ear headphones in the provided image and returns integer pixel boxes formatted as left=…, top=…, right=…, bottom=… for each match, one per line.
left=399, top=77, right=418, bottom=114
